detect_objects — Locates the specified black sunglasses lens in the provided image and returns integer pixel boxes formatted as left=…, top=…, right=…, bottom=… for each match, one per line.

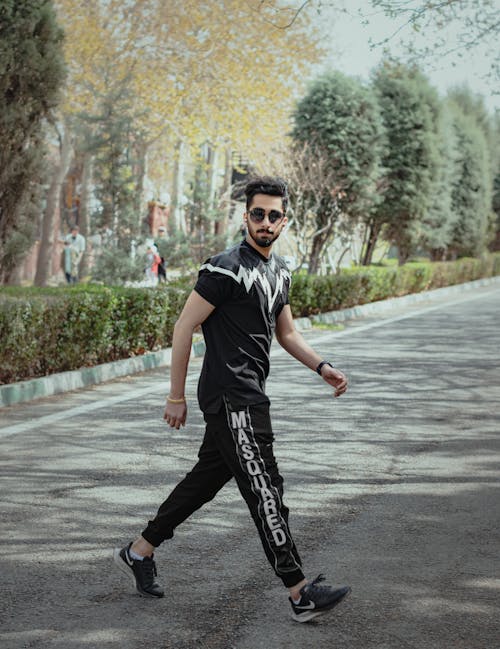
left=268, top=210, right=283, bottom=223
left=249, top=208, right=284, bottom=223
left=249, top=208, right=265, bottom=222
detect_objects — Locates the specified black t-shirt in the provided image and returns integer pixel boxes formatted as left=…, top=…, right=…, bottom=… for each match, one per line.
left=194, top=239, right=291, bottom=413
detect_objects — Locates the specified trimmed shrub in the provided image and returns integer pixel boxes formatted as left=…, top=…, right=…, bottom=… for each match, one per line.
left=1, top=254, right=499, bottom=384
left=289, top=253, right=500, bottom=318
left=0, top=280, right=191, bottom=384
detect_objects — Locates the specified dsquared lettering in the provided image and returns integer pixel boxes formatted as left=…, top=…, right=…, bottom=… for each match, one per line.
left=263, top=498, right=277, bottom=517
left=266, top=513, right=281, bottom=530
left=246, top=459, right=261, bottom=476
left=232, top=409, right=287, bottom=547
left=238, top=429, right=250, bottom=445
left=231, top=411, right=247, bottom=429
left=241, top=444, right=254, bottom=461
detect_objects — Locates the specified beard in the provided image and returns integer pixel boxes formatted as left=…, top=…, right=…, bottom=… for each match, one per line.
left=248, top=226, right=282, bottom=248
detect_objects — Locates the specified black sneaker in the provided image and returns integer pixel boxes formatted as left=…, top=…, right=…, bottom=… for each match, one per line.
left=289, top=574, right=350, bottom=623
left=113, top=542, right=164, bottom=598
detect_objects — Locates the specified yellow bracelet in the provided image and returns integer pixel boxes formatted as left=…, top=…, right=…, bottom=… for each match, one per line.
left=167, top=395, right=186, bottom=404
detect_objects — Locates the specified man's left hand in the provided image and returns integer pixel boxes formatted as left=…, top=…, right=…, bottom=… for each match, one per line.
left=320, top=365, right=348, bottom=397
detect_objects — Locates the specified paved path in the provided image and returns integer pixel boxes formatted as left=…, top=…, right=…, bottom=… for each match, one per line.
left=1, top=285, right=499, bottom=648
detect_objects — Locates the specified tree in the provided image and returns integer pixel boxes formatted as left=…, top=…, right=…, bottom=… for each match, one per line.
left=279, top=142, right=346, bottom=272
left=0, top=0, right=65, bottom=282
left=34, top=123, right=73, bottom=286
left=86, top=80, right=146, bottom=250
left=447, top=101, right=492, bottom=258
left=491, top=111, right=500, bottom=251
left=42, top=0, right=321, bottom=280
left=291, top=70, right=385, bottom=273
left=370, top=61, right=441, bottom=264
left=54, top=0, right=321, bottom=170
left=419, top=107, right=457, bottom=260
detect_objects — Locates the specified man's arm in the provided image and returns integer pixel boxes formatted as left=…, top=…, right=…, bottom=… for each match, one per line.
left=275, top=305, right=348, bottom=397
left=164, top=290, right=215, bottom=429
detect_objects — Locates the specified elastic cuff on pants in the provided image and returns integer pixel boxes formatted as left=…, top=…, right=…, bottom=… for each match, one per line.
left=280, top=569, right=305, bottom=588
left=140, top=528, right=163, bottom=548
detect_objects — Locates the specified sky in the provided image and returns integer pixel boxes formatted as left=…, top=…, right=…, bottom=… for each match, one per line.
left=313, top=1, right=499, bottom=112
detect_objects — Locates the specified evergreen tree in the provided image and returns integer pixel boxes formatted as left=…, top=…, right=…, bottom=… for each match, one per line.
left=420, top=107, right=457, bottom=260
left=447, top=87, right=497, bottom=253
left=371, top=61, right=441, bottom=264
left=0, top=0, right=65, bottom=282
left=491, top=112, right=500, bottom=251
left=85, top=79, right=146, bottom=251
left=447, top=102, right=492, bottom=258
left=291, top=70, right=385, bottom=273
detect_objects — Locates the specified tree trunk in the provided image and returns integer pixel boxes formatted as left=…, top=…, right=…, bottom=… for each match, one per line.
left=171, top=140, right=186, bottom=233
left=34, top=127, right=73, bottom=287
left=134, top=139, right=148, bottom=236
left=308, top=232, right=327, bottom=275
left=214, top=146, right=233, bottom=237
left=397, top=246, right=409, bottom=266
left=77, top=152, right=92, bottom=278
left=362, top=221, right=380, bottom=266
left=429, top=248, right=446, bottom=262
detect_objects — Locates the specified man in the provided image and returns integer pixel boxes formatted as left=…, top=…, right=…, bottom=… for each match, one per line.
left=61, top=240, right=79, bottom=284
left=65, top=225, right=86, bottom=282
left=114, top=176, right=351, bottom=622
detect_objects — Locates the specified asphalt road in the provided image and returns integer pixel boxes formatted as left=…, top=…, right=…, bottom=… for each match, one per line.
left=1, top=285, right=499, bottom=649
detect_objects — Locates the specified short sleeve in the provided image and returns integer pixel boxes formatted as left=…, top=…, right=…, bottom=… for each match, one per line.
left=194, top=263, right=236, bottom=307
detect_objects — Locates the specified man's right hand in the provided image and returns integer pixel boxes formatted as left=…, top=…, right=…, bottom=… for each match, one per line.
left=164, top=402, right=187, bottom=429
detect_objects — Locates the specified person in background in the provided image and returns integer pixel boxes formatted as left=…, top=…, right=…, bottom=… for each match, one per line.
left=154, top=226, right=168, bottom=283
left=65, top=225, right=86, bottom=282
left=61, top=241, right=79, bottom=283
left=145, top=244, right=162, bottom=286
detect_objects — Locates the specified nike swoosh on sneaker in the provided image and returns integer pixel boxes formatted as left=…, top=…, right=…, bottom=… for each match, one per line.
left=294, top=601, right=316, bottom=610
left=124, top=551, right=134, bottom=566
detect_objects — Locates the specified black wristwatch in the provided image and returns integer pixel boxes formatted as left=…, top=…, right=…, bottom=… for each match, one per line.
left=316, top=360, right=334, bottom=375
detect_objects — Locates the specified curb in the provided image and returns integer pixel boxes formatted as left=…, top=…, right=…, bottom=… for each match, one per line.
left=1, top=275, right=499, bottom=408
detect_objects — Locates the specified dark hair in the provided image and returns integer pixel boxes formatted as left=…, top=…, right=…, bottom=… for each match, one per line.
left=244, top=175, right=288, bottom=213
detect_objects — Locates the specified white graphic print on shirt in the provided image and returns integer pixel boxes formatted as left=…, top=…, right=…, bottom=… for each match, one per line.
left=199, top=259, right=290, bottom=314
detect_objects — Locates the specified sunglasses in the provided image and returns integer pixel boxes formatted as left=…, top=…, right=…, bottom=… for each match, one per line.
left=248, top=207, right=285, bottom=224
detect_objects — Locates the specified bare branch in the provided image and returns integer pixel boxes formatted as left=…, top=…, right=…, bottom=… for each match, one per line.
left=243, top=0, right=313, bottom=30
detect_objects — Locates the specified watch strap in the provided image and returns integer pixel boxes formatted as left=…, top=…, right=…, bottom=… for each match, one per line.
left=316, top=360, right=333, bottom=375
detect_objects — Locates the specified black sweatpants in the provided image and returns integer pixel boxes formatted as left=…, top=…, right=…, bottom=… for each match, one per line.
left=141, top=398, right=304, bottom=587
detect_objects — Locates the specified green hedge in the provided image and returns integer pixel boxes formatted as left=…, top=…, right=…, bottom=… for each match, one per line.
left=288, top=254, right=500, bottom=317
left=1, top=254, right=499, bottom=384
left=0, top=280, right=191, bottom=384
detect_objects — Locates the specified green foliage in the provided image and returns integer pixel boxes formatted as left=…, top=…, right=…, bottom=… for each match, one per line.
left=292, top=71, right=384, bottom=211
left=91, top=246, right=146, bottom=284
left=0, top=280, right=191, bottom=384
left=372, top=61, right=442, bottom=263
left=492, top=116, right=500, bottom=239
left=84, top=80, right=146, bottom=251
left=1, top=254, right=499, bottom=384
left=156, top=230, right=192, bottom=270
left=447, top=102, right=492, bottom=257
left=0, top=0, right=65, bottom=281
left=289, top=253, right=500, bottom=318
left=291, top=71, right=385, bottom=272
left=419, top=106, right=457, bottom=257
